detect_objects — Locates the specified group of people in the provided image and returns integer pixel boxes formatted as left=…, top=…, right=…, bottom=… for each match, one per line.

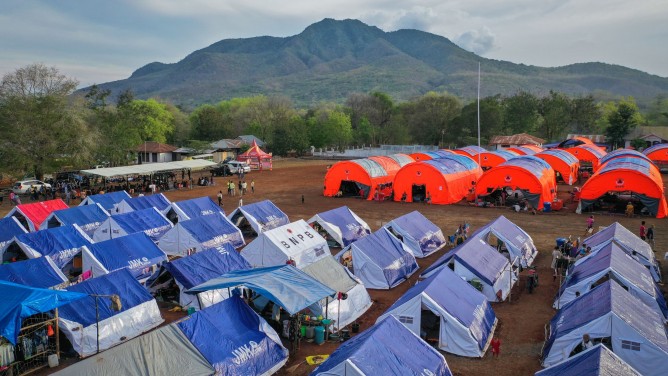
left=225, top=180, right=254, bottom=197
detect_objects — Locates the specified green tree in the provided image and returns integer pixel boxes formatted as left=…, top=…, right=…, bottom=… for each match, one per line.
left=399, top=92, right=461, bottom=145
left=570, top=95, right=601, bottom=134
left=307, top=105, right=352, bottom=150
left=271, top=116, right=310, bottom=156
left=190, top=104, right=227, bottom=141
left=538, top=91, right=572, bottom=141
left=451, top=95, right=504, bottom=147
left=605, top=98, right=642, bottom=149
left=345, top=92, right=394, bottom=145
left=0, top=64, right=93, bottom=178
left=502, top=91, right=540, bottom=135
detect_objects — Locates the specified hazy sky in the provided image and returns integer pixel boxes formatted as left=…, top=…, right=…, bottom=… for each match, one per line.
left=2, top=0, right=666, bottom=87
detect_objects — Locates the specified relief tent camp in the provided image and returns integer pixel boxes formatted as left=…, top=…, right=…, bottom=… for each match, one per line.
left=307, top=206, right=371, bottom=248
left=466, top=215, right=538, bottom=267
left=0, top=257, right=68, bottom=289
left=58, top=269, right=164, bottom=357
left=40, top=203, right=110, bottom=236
left=5, top=199, right=69, bottom=232
left=643, top=143, right=668, bottom=171
left=0, top=216, right=27, bottom=255
left=383, top=210, right=446, bottom=258
left=535, top=344, right=641, bottom=376
left=167, top=196, right=225, bottom=223
left=158, top=212, right=244, bottom=256
left=563, top=144, right=607, bottom=172
left=535, top=149, right=580, bottom=185
left=78, top=190, right=131, bottom=212
left=92, top=207, right=173, bottom=243
left=228, top=200, right=289, bottom=237
left=113, top=193, right=172, bottom=215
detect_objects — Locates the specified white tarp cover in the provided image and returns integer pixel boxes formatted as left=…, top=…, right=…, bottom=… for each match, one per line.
left=52, top=325, right=214, bottom=376
left=80, top=160, right=216, bottom=178
left=241, top=220, right=329, bottom=268
left=302, top=256, right=372, bottom=330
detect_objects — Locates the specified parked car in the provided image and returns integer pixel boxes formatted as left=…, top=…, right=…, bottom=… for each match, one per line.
left=12, top=180, right=51, bottom=194
left=223, top=161, right=251, bottom=174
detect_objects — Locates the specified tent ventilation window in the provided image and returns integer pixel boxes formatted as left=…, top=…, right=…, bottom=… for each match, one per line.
left=398, top=315, right=414, bottom=325
left=314, top=247, right=326, bottom=257
left=621, top=340, right=641, bottom=351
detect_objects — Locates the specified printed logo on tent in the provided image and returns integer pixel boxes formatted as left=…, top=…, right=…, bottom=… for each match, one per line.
left=128, top=257, right=150, bottom=269
left=416, top=171, right=422, bottom=176
left=280, top=229, right=315, bottom=249
left=232, top=341, right=261, bottom=365
left=504, top=175, right=512, bottom=183
left=615, top=178, right=624, bottom=187
left=483, top=156, right=488, bottom=160
left=200, top=209, right=216, bottom=215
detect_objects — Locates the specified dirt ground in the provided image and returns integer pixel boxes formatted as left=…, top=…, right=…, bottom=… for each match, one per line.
left=7, top=158, right=667, bottom=376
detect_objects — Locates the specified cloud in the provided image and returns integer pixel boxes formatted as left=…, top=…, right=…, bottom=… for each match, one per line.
left=455, top=27, right=496, bottom=55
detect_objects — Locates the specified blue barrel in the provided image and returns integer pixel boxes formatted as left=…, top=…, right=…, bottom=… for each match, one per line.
left=556, top=238, right=567, bottom=247
left=543, top=202, right=551, bottom=212
left=314, top=326, right=325, bottom=345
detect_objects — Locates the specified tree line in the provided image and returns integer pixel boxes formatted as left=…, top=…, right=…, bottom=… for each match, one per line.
left=1, top=64, right=667, bottom=179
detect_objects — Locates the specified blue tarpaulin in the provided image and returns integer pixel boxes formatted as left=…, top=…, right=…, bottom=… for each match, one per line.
left=170, top=197, right=225, bottom=221
left=0, top=257, right=67, bottom=289
left=536, top=344, right=640, bottom=376
left=384, top=211, right=446, bottom=258
left=228, top=200, right=289, bottom=235
left=115, top=193, right=171, bottom=214
left=468, top=215, right=537, bottom=267
left=177, top=296, right=288, bottom=376
left=313, top=315, right=452, bottom=376
left=164, top=245, right=251, bottom=290
left=42, top=203, right=109, bottom=236
left=179, top=215, right=245, bottom=249
left=79, top=191, right=131, bottom=211
left=308, top=206, right=371, bottom=247
left=0, top=280, right=86, bottom=344
left=584, top=222, right=654, bottom=264
left=188, top=265, right=335, bottom=315
left=14, top=225, right=92, bottom=269
left=455, top=239, right=509, bottom=287
left=85, top=232, right=167, bottom=281
left=93, top=207, right=172, bottom=242
left=0, top=217, right=27, bottom=252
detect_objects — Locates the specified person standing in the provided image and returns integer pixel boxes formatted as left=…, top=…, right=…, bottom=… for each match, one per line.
left=647, top=224, right=655, bottom=249
left=585, top=215, right=594, bottom=234
left=639, top=221, right=647, bottom=240
left=251, top=180, right=255, bottom=194
left=490, top=337, right=501, bottom=358
left=217, top=191, right=223, bottom=207
left=551, top=246, right=562, bottom=280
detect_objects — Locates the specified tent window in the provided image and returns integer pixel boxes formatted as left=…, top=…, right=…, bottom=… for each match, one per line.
left=398, top=315, right=414, bottom=325
left=621, top=340, right=640, bottom=351
left=314, top=247, right=326, bottom=257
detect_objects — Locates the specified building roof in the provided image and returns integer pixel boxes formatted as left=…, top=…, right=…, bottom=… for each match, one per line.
left=624, top=126, right=668, bottom=141
left=135, top=141, right=178, bottom=153
left=489, top=133, right=545, bottom=146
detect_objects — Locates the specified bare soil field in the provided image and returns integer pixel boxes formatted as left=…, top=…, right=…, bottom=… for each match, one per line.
left=6, top=158, right=666, bottom=376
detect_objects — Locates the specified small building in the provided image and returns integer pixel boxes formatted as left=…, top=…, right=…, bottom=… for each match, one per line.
left=624, top=126, right=668, bottom=149
left=136, top=141, right=178, bottom=164
left=489, top=133, right=545, bottom=151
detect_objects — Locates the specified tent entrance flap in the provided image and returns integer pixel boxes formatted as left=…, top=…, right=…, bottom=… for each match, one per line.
left=412, top=184, right=426, bottom=202
left=339, top=181, right=368, bottom=198
left=421, top=308, right=440, bottom=345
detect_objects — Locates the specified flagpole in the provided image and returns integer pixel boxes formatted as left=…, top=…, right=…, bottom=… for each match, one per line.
left=477, top=61, right=481, bottom=165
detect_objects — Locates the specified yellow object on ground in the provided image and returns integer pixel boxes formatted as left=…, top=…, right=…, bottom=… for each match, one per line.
left=306, top=355, right=329, bottom=365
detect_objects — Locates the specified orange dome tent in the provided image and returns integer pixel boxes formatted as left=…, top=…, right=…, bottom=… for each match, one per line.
left=535, top=150, right=580, bottom=185
left=563, top=144, right=607, bottom=172
left=643, top=144, right=668, bottom=171
left=457, top=149, right=518, bottom=170
left=409, top=150, right=453, bottom=161
left=451, top=145, right=486, bottom=158
left=599, top=149, right=650, bottom=166
left=505, top=145, right=543, bottom=155
left=578, top=156, right=667, bottom=218
left=392, top=154, right=482, bottom=204
left=475, top=156, right=556, bottom=210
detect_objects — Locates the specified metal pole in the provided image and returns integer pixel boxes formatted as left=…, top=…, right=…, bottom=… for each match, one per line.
left=55, top=308, right=60, bottom=360
left=95, top=296, right=100, bottom=354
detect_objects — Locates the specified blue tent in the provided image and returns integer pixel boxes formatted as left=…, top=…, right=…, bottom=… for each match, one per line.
left=543, top=281, right=668, bottom=375
left=7, top=225, right=91, bottom=269
left=536, top=344, right=640, bottom=376
left=169, top=196, right=225, bottom=222
left=378, top=267, right=497, bottom=357
left=83, top=232, right=168, bottom=282
left=79, top=190, right=131, bottom=211
left=0, top=280, right=86, bottom=345
left=58, top=269, right=164, bottom=357
left=383, top=210, right=446, bottom=258
left=154, top=245, right=251, bottom=309
left=188, top=265, right=335, bottom=315
left=312, top=316, right=452, bottom=376
left=554, top=241, right=668, bottom=318
left=177, top=295, right=288, bottom=376
left=92, top=207, right=173, bottom=242
left=228, top=200, right=289, bottom=236
left=40, top=203, right=110, bottom=236
left=584, top=222, right=659, bottom=281
left=468, top=215, right=537, bottom=267
left=337, top=228, right=418, bottom=289
left=0, top=257, right=68, bottom=289
left=114, top=193, right=171, bottom=214
left=158, top=213, right=244, bottom=256
left=0, top=216, right=27, bottom=253
left=307, top=206, right=371, bottom=248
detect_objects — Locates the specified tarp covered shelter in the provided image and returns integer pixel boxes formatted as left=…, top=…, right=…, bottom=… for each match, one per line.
left=188, top=265, right=336, bottom=315
left=584, top=222, right=659, bottom=281
left=92, top=207, right=173, bottom=242
left=236, top=140, right=273, bottom=170
left=542, top=281, right=668, bottom=376
left=336, top=228, right=419, bottom=289
left=563, top=144, right=607, bottom=171
left=467, top=215, right=537, bottom=267
left=158, top=213, right=245, bottom=256
left=506, top=145, right=543, bottom=155
left=114, top=193, right=172, bottom=215
left=80, top=159, right=216, bottom=178
left=0, top=216, right=27, bottom=254
left=383, top=210, right=446, bottom=258
left=643, top=143, right=668, bottom=162
left=79, top=190, right=131, bottom=212
left=58, top=269, right=164, bottom=357
left=577, top=156, right=668, bottom=218
left=150, top=244, right=251, bottom=310
left=451, top=145, right=487, bottom=158
left=177, top=295, right=288, bottom=376
left=409, top=150, right=453, bottom=161
left=307, top=206, right=371, bottom=248
left=168, top=196, right=225, bottom=223
left=5, top=199, right=69, bottom=232
left=475, top=156, right=556, bottom=210
left=535, top=149, right=580, bottom=185
left=4, top=225, right=92, bottom=273
left=52, top=325, right=215, bottom=376
left=473, top=150, right=517, bottom=170
left=228, top=200, right=289, bottom=237
left=536, top=344, right=641, bottom=376
left=599, top=149, right=650, bottom=166
left=0, top=257, right=68, bottom=289
left=302, top=256, right=372, bottom=330
left=312, top=315, right=452, bottom=376
left=83, top=232, right=168, bottom=282
left=378, top=267, right=497, bottom=357
left=40, top=203, right=109, bottom=236
left=0, top=280, right=86, bottom=345
left=392, top=154, right=482, bottom=205
left=421, top=237, right=516, bottom=302
left=241, top=220, right=329, bottom=268
left=553, top=242, right=668, bottom=318
left=323, top=154, right=413, bottom=200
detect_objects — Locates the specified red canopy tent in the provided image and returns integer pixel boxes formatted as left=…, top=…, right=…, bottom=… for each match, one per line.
left=236, top=140, right=272, bottom=171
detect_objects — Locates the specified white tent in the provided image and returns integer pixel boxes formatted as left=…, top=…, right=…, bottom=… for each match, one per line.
left=241, top=219, right=329, bottom=268
left=302, top=256, right=372, bottom=330
left=383, top=210, right=446, bottom=258
left=307, top=206, right=371, bottom=248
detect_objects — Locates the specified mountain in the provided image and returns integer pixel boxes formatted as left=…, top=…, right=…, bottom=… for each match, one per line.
left=90, top=18, right=668, bottom=107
